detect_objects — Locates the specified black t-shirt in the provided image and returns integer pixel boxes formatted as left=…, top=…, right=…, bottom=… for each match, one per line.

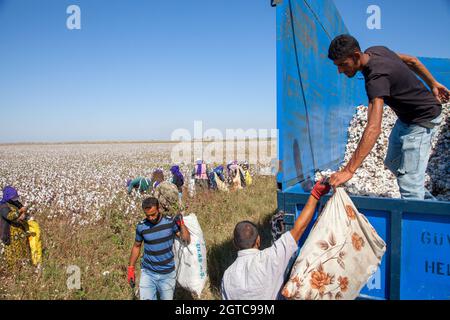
left=362, top=46, right=441, bottom=124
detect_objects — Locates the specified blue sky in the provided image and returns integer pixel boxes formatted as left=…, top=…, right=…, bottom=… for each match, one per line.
left=334, top=0, right=450, bottom=58
left=0, top=0, right=448, bottom=143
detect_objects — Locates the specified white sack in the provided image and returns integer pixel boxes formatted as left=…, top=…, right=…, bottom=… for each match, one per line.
left=173, top=213, right=208, bottom=297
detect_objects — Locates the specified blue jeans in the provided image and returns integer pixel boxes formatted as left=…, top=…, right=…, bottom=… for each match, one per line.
left=139, top=268, right=176, bottom=300
left=384, top=115, right=442, bottom=200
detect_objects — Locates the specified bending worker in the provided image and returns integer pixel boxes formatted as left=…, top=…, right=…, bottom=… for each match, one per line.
left=327, top=35, right=449, bottom=200
left=127, top=177, right=151, bottom=195
left=221, top=179, right=330, bottom=300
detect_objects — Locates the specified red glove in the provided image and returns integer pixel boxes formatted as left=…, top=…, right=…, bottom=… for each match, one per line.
left=174, top=214, right=184, bottom=227
left=311, top=179, right=331, bottom=200
left=127, top=266, right=135, bottom=284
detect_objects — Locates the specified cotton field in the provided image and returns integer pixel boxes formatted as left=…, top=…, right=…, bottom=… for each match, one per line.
left=0, top=142, right=275, bottom=226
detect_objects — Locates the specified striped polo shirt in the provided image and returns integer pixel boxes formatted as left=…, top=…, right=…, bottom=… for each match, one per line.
left=135, top=216, right=180, bottom=274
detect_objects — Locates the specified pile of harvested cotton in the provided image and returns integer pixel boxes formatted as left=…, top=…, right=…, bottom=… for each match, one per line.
left=316, top=104, right=449, bottom=200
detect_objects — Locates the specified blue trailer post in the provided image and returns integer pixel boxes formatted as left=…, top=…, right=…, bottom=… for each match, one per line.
left=275, top=0, right=450, bottom=300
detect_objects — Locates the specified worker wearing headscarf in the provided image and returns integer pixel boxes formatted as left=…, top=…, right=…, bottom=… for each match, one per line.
left=170, top=165, right=184, bottom=194
left=151, top=169, right=165, bottom=189
left=0, top=186, right=31, bottom=269
left=214, top=165, right=226, bottom=182
left=192, top=159, right=210, bottom=192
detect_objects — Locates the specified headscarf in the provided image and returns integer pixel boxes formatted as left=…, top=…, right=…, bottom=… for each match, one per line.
left=0, top=186, right=19, bottom=204
left=227, top=160, right=238, bottom=174
left=0, top=186, right=21, bottom=245
left=195, top=159, right=203, bottom=176
left=152, top=169, right=165, bottom=188
left=170, top=165, right=184, bottom=184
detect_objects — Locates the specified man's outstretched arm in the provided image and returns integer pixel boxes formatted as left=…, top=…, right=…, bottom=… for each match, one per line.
left=398, top=53, right=449, bottom=103
left=290, top=180, right=331, bottom=242
left=330, top=97, right=383, bottom=188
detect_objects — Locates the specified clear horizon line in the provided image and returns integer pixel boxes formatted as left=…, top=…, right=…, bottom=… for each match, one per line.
left=0, top=138, right=277, bottom=146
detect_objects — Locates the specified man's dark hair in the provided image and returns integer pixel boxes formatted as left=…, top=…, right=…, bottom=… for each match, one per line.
left=142, top=197, right=159, bottom=210
left=233, top=221, right=259, bottom=250
left=328, top=34, right=361, bottom=60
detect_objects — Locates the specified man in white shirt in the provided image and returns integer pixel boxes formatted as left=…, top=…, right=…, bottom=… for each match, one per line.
left=221, top=179, right=330, bottom=300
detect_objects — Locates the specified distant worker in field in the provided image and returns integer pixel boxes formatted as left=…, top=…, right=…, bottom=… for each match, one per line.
left=192, top=159, right=210, bottom=192
left=213, top=165, right=226, bottom=184
left=227, top=161, right=245, bottom=190
left=127, top=177, right=151, bottom=195
left=327, top=35, right=449, bottom=200
left=209, top=165, right=228, bottom=192
left=170, top=165, right=184, bottom=199
left=221, top=179, right=331, bottom=300
left=241, top=161, right=253, bottom=187
left=127, top=197, right=190, bottom=300
left=0, top=186, right=31, bottom=269
left=151, top=169, right=165, bottom=189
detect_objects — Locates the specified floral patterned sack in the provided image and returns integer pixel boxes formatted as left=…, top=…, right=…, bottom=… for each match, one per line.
left=282, top=188, right=386, bottom=300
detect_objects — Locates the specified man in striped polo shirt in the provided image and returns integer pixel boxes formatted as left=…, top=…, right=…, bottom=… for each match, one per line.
left=127, top=197, right=190, bottom=300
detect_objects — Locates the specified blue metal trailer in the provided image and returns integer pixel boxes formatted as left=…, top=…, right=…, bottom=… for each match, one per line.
left=274, top=0, right=450, bottom=300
